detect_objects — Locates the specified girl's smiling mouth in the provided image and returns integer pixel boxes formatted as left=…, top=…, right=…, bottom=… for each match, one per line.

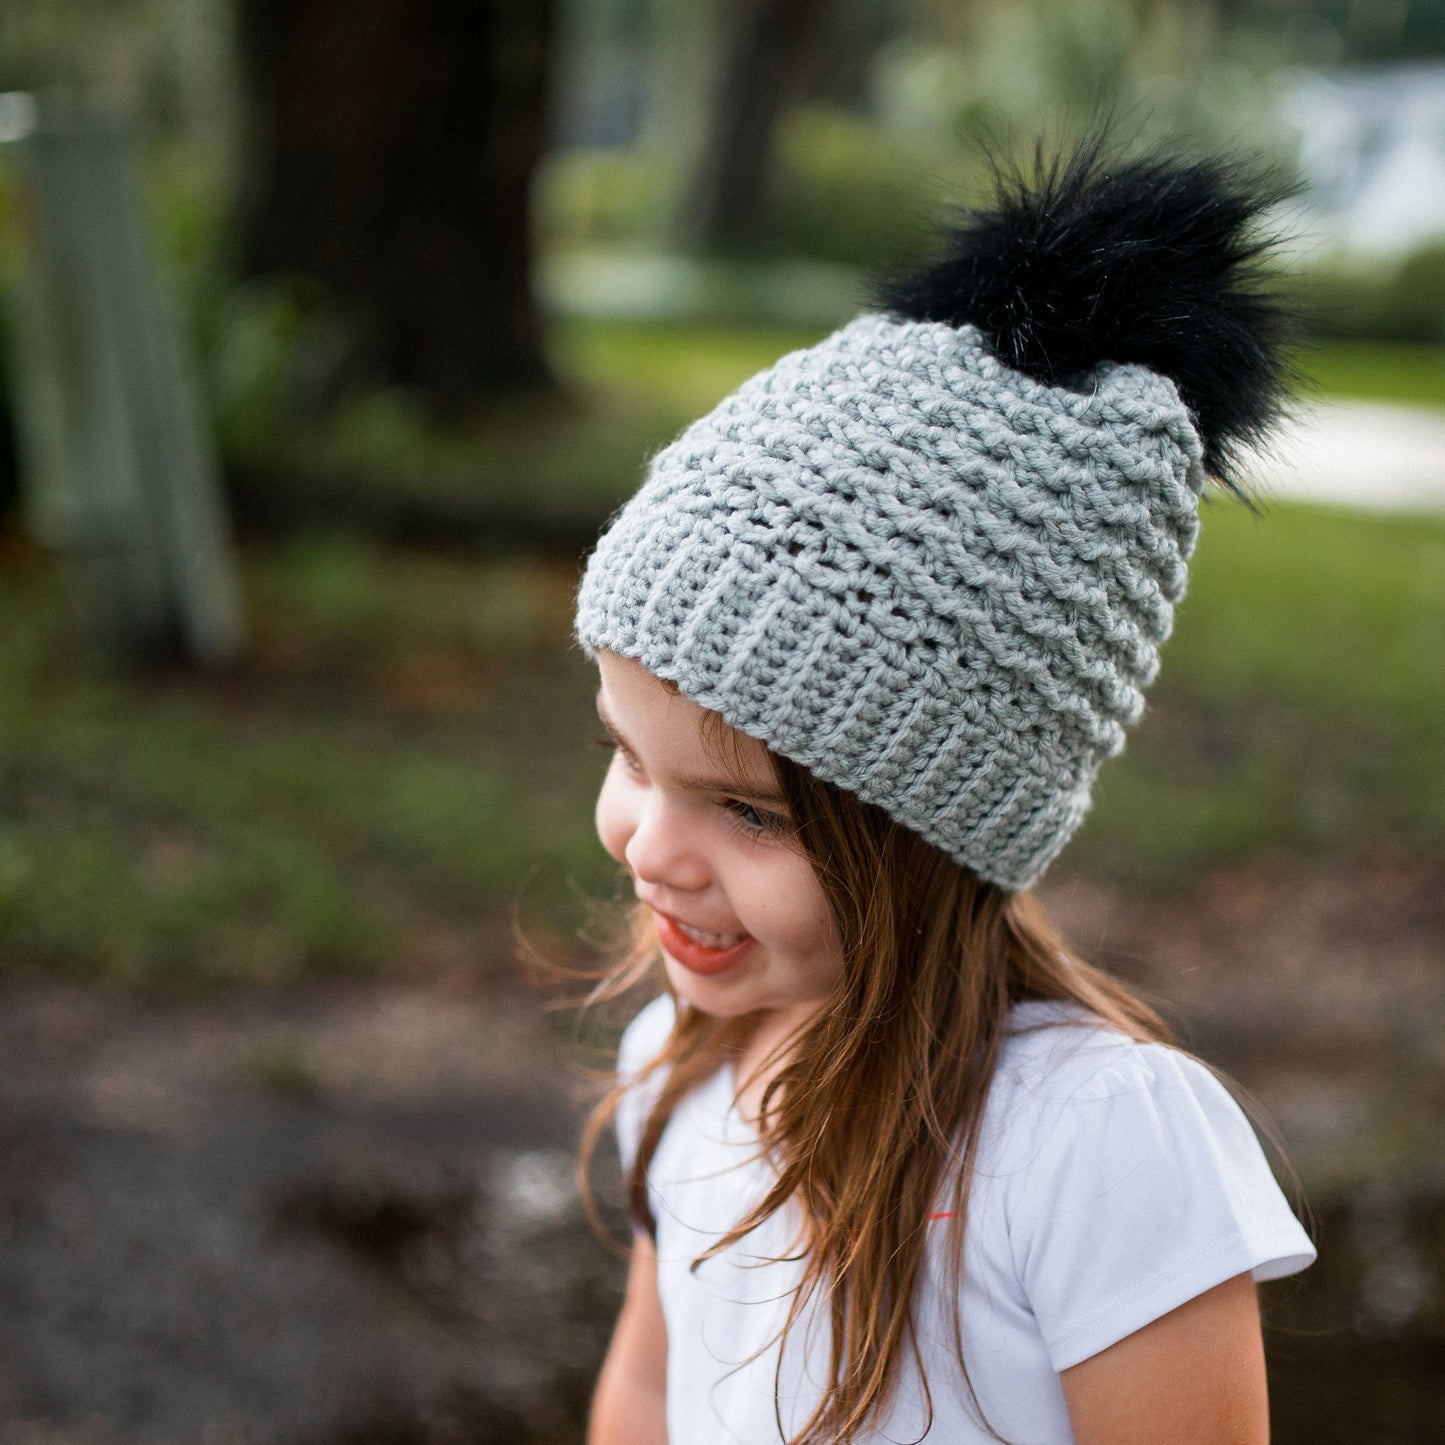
left=650, top=908, right=755, bottom=976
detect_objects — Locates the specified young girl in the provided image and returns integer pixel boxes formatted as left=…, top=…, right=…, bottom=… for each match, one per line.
left=573, top=141, right=1316, bottom=1445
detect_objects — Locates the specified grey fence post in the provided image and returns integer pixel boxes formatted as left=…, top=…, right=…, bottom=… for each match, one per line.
left=0, top=91, right=244, bottom=666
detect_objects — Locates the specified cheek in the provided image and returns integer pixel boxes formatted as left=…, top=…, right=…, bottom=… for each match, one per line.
left=746, top=857, right=837, bottom=959
left=594, top=766, right=633, bottom=865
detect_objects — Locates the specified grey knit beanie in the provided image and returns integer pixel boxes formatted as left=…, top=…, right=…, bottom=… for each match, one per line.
left=576, top=144, right=1292, bottom=891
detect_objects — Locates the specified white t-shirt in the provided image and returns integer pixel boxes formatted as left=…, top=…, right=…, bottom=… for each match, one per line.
left=615, top=994, right=1315, bottom=1445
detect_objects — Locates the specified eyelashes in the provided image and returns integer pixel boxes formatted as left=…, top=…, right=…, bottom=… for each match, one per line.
left=594, top=734, right=641, bottom=772
left=720, top=798, right=794, bottom=841
left=595, top=737, right=792, bottom=840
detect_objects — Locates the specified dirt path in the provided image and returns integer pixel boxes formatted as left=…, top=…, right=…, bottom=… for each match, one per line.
left=0, top=981, right=618, bottom=1445
left=1, top=850, right=1442, bottom=1444
left=1251, top=399, right=1445, bottom=515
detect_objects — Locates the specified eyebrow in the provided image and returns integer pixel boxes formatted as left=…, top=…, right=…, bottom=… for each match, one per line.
left=595, top=694, right=790, bottom=808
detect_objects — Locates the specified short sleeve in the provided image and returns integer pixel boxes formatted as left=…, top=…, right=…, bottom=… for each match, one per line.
left=1005, top=1040, right=1316, bottom=1372
left=614, top=994, right=677, bottom=1177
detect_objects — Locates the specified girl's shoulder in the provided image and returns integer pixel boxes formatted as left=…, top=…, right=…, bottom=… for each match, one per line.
left=996, top=997, right=1213, bottom=1105
left=983, top=997, right=1275, bottom=1202
left=981, top=1000, right=1315, bottom=1373
left=986, top=998, right=1312, bottom=1255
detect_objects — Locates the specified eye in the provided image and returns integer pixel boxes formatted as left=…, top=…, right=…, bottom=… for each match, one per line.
left=722, top=797, right=791, bottom=839
left=727, top=799, right=764, bottom=831
left=594, top=735, right=643, bottom=774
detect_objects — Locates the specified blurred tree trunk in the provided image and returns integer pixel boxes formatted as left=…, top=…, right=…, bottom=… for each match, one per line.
left=678, top=0, right=833, bottom=256
left=235, top=0, right=556, bottom=415
left=802, top=0, right=905, bottom=110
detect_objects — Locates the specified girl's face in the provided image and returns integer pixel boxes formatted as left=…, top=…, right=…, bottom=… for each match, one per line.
left=594, top=650, right=842, bottom=1025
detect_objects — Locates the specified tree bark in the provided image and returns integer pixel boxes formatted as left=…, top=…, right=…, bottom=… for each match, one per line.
left=678, top=0, right=833, bottom=257
left=235, top=0, right=556, bottom=415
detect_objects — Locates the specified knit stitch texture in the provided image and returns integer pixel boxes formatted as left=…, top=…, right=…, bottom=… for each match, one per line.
left=575, top=315, right=1205, bottom=891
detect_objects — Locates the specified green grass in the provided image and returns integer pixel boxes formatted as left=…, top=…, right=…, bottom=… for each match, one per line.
left=0, top=540, right=609, bottom=988
left=561, top=325, right=1445, bottom=416
left=1168, top=502, right=1445, bottom=718
left=1299, top=341, right=1445, bottom=409
left=2, top=500, right=1441, bottom=982
left=1074, top=502, right=1445, bottom=886
left=552, top=318, right=826, bottom=419
left=554, top=323, right=1445, bottom=415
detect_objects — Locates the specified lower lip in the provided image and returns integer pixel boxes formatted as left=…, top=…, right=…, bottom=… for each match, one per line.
left=652, top=911, right=754, bottom=976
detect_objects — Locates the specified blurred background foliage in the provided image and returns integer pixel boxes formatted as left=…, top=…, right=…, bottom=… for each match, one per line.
left=0, top=13, right=1442, bottom=1444
left=0, top=0, right=1442, bottom=987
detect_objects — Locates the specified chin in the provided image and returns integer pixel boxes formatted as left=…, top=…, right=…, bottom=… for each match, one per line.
left=662, top=958, right=753, bottom=1018
left=662, top=954, right=828, bottom=1028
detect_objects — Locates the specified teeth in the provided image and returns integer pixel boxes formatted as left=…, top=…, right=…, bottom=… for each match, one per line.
left=676, top=920, right=746, bottom=948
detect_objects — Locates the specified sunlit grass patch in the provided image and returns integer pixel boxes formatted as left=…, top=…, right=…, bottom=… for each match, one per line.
left=1302, top=341, right=1445, bottom=410
left=551, top=317, right=826, bottom=419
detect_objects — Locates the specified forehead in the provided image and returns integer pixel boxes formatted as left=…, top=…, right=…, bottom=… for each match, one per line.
left=596, top=651, right=774, bottom=783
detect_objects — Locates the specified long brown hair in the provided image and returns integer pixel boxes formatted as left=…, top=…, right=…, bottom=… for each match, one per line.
left=578, top=741, right=1175, bottom=1444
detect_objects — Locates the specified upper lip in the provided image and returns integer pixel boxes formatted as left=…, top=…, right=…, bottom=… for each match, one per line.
left=639, top=898, right=749, bottom=939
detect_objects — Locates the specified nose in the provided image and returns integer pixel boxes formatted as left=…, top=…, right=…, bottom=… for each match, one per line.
left=623, top=792, right=709, bottom=894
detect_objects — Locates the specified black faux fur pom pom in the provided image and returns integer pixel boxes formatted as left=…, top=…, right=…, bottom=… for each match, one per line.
left=874, top=137, right=1297, bottom=492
